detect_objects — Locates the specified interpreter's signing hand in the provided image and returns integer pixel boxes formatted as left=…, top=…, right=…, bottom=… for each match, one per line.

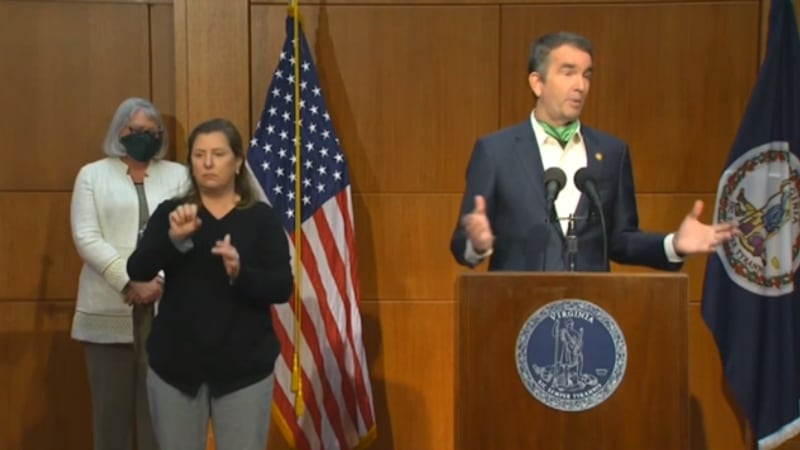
left=211, top=233, right=240, bottom=280
left=673, top=199, right=740, bottom=256
left=169, top=203, right=202, bottom=241
left=462, top=195, right=494, bottom=253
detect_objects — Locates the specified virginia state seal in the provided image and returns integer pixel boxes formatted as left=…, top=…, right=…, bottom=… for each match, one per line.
left=515, top=299, right=627, bottom=412
left=714, top=141, right=800, bottom=296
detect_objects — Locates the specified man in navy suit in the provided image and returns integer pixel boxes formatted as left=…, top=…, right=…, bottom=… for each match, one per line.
left=450, top=31, right=737, bottom=271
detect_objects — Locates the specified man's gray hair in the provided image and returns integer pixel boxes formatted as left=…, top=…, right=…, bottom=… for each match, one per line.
left=528, top=32, right=593, bottom=79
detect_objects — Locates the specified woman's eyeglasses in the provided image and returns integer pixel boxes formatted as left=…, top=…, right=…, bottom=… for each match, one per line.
left=128, top=126, right=163, bottom=139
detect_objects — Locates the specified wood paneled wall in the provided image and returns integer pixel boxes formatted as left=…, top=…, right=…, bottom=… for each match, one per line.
left=0, top=1, right=174, bottom=449
left=237, top=1, right=766, bottom=449
left=1, top=0, right=794, bottom=449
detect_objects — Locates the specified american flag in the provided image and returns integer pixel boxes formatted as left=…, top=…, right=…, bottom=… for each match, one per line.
left=246, top=15, right=377, bottom=450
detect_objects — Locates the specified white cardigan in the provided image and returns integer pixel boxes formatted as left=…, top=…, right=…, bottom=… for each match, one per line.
left=70, top=157, right=188, bottom=344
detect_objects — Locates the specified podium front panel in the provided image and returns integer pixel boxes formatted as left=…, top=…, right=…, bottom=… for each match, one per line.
left=455, top=272, right=688, bottom=450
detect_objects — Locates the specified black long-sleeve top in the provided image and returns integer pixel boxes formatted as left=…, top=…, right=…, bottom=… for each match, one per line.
left=127, top=199, right=293, bottom=397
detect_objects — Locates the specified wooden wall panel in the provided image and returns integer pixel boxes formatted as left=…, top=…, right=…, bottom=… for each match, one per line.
left=353, top=193, right=467, bottom=300
left=151, top=4, right=179, bottom=161
left=10, top=0, right=172, bottom=3
left=689, top=303, right=749, bottom=450
left=357, top=300, right=456, bottom=450
left=1, top=0, right=774, bottom=443
left=173, top=0, right=189, bottom=159
left=250, top=5, right=500, bottom=194
left=190, top=1, right=770, bottom=450
left=0, top=0, right=769, bottom=448
left=264, top=300, right=456, bottom=450
left=174, top=0, right=249, bottom=155
left=250, top=0, right=748, bottom=6
left=0, top=301, right=91, bottom=450
left=0, top=194, right=80, bottom=301
left=499, top=2, right=759, bottom=194
left=0, top=2, right=151, bottom=191
left=0, top=3, right=174, bottom=450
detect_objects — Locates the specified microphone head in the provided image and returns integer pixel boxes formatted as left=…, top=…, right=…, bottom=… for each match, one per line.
left=574, top=167, right=599, bottom=193
left=543, top=167, right=567, bottom=190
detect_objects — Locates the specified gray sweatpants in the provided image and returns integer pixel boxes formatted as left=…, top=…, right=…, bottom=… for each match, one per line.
left=146, top=367, right=274, bottom=450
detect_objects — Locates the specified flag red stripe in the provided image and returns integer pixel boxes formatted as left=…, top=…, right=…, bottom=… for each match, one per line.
left=326, top=193, right=373, bottom=428
left=298, top=369, right=326, bottom=450
left=336, top=192, right=376, bottom=428
left=272, top=300, right=300, bottom=395
left=297, top=232, right=352, bottom=447
left=273, top=377, right=314, bottom=450
left=311, top=205, right=360, bottom=426
left=274, top=219, right=373, bottom=448
left=283, top=228, right=349, bottom=445
left=272, top=302, right=324, bottom=445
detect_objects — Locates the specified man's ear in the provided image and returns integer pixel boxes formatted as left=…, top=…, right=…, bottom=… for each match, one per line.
left=528, top=72, right=544, bottom=98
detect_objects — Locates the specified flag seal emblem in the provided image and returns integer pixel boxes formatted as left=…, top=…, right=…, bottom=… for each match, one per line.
left=515, top=299, right=627, bottom=412
left=713, top=141, right=800, bottom=297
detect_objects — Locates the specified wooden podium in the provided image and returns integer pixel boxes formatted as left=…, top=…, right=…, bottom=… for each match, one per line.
left=455, top=272, right=689, bottom=450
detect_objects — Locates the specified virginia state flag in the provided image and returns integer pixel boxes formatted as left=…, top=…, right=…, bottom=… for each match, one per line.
left=701, top=0, right=800, bottom=448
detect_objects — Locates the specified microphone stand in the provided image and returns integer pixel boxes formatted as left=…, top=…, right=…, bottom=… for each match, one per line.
left=574, top=168, right=609, bottom=272
left=542, top=201, right=558, bottom=272
left=566, top=213, right=578, bottom=272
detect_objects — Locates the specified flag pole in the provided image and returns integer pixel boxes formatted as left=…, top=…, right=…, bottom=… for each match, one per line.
left=289, top=0, right=305, bottom=419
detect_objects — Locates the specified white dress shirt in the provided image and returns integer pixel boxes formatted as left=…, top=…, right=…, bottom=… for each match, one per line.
left=531, top=113, right=587, bottom=235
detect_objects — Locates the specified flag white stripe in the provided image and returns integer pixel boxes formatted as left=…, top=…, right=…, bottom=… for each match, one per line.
left=321, top=197, right=370, bottom=436
left=317, top=189, right=374, bottom=436
left=302, top=217, right=359, bottom=440
left=342, top=188, right=376, bottom=428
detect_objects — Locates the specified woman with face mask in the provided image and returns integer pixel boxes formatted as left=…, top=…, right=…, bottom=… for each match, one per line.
left=70, top=97, right=188, bottom=450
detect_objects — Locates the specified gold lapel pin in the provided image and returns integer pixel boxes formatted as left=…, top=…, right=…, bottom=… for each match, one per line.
left=595, top=152, right=603, bottom=161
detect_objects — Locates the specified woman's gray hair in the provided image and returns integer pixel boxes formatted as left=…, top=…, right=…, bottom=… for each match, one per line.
left=103, top=97, right=169, bottom=159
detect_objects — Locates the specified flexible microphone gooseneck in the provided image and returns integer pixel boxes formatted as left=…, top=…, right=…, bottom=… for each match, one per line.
left=540, top=167, right=567, bottom=272
left=574, top=167, right=608, bottom=271
left=543, top=167, right=567, bottom=223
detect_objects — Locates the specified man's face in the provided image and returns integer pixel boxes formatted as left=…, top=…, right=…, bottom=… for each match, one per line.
left=529, top=44, right=593, bottom=125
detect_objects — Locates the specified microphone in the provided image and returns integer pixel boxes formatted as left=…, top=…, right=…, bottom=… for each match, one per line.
left=574, top=167, right=608, bottom=271
left=543, top=167, right=567, bottom=222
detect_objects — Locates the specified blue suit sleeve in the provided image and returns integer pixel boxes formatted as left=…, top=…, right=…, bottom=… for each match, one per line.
left=450, top=139, right=496, bottom=268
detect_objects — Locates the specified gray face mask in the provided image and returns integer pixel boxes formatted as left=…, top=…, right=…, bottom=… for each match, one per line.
left=121, top=132, right=161, bottom=162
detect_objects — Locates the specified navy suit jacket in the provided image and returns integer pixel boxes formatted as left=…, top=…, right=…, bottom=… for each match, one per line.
left=450, top=120, right=683, bottom=272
